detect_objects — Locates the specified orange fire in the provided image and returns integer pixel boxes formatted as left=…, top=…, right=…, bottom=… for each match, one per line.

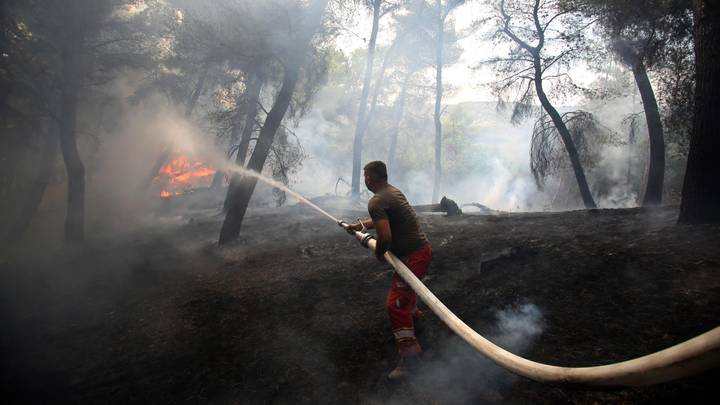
left=154, top=153, right=217, bottom=198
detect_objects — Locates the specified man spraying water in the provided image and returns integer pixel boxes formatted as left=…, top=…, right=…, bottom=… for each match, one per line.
left=341, top=161, right=432, bottom=380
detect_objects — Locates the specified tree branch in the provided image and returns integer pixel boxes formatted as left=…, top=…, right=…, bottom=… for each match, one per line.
left=500, top=0, right=538, bottom=55
left=543, top=9, right=571, bottom=33
left=532, top=0, right=544, bottom=51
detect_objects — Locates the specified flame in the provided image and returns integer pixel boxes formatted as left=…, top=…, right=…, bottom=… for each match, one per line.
left=154, top=153, right=217, bottom=198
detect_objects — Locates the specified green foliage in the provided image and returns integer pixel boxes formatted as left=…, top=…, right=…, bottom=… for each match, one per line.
left=442, top=105, right=490, bottom=178
left=569, top=0, right=694, bottom=156
left=488, top=0, right=595, bottom=123
left=270, top=127, right=306, bottom=206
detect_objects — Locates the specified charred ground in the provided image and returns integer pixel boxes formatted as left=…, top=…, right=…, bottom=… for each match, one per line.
left=1, top=204, right=719, bottom=404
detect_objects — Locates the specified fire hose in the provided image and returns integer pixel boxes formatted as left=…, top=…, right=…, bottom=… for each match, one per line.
left=340, top=223, right=720, bottom=387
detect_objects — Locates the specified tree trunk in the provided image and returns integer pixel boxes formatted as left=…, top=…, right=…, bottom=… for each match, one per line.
left=629, top=61, right=665, bottom=205
left=3, top=128, right=57, bottom=245
left=387, top=71, right=411, bottom=176
left=143, top=69, right=208, bottom=190
left=432, top=0, right=444, bottom=204
left=219, top=70, right=300, bottom=245
left=614, top=40, right=665, bottom=206
left=222, top=73, right=263, bottom=211
left=234, top=73, right=263, bottom=168
left=59, top=49, right=85, bottom=243
left=210, top=169, right=225, bottom=188
left=219, top=0, right=328, bottom=244
left=679, top=0, right=720, bottom=223
left=351, top=1, right=381, bottom=197
left=365, top=37, right=398, bottom=129
left=533, top=56, right=596, bottom=209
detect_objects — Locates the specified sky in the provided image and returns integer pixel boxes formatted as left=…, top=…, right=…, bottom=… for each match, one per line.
left=333, top=2, right=505, bottom=103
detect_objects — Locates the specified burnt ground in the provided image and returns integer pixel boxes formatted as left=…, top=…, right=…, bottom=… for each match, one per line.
left=1, top=204, right=720, bottom=404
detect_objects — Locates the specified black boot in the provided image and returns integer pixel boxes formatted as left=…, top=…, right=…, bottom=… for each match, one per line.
left=388, top=355, right=421, bottom=380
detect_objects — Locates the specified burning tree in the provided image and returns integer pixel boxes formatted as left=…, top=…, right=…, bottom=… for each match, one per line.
left=124, top=0, right=314, bottom=209
left=153, top=154, right=217, bottom=198
left=134, top=2, right=244, bottom=191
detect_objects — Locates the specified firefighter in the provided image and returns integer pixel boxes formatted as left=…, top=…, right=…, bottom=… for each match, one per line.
left=342, top=161, right=432, bottom=380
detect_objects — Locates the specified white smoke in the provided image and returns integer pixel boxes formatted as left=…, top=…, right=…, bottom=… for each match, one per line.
left=377, top=302, right=545, bottom=404
left=492, top=303, right=545, bottom=350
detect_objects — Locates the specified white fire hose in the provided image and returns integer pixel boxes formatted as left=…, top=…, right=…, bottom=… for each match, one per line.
left=345, top=227, right=720, bottom=387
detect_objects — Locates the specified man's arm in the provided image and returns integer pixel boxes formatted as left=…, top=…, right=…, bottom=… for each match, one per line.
left=373, top=218, right=392, bottom=262
left=343, top=218, right=375, bottom=232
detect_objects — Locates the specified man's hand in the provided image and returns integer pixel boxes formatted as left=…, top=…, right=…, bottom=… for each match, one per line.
left=346, top=223, right=362, bottom=234
left=338, top=221, right=362, bottom=235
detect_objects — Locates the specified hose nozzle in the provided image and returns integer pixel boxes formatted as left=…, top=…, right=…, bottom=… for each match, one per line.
left=337, top=219, right=352, bottom=232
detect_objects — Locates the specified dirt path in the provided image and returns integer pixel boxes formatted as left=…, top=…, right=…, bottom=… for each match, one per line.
left=1, top=206, right=719, bottom=403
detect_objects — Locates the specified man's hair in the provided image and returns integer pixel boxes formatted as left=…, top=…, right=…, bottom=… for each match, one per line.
left=364, top=161, right=388, bottom=181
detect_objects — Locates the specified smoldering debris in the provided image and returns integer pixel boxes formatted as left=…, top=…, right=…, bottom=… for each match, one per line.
left=389, top=303, right=545, bottom=404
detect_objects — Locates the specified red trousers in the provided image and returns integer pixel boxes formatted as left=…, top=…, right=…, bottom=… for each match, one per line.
left=385, top=243, right=432, bottom=357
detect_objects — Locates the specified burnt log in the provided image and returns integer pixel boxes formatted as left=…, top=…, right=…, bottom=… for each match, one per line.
left=462, top=202, right=494, bottom=214
left=413, top=196, right=462, bottom=216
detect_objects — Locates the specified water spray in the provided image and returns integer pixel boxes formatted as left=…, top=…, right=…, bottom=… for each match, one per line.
left=218, top=162, right=340, bottom=223
left=164, top=134, right=341, bottom=223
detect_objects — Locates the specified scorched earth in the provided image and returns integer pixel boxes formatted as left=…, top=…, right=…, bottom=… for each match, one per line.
left=1, top=201, right=719, bottom=404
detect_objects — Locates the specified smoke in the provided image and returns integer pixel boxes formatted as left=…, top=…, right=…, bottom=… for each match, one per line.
left=369, top=303, right=545, bottom=404
left=591, top=144, right=642, bottom=208
left=290, top=100, right=549, bottom=211
left=79, top=76, right=216, bottom=233
left=492, top=303, right=544, bottom=349
left=578, top=94, right=650, bottom=209
left=443, top=158, right=550, bottom=212
left=413, top=303, right=544, bottom=403
left=286, top=109, right=343, bottom=198
left=80, top=5, right=654, bottom=219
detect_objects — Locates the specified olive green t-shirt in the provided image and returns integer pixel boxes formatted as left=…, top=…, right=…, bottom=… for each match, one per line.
left=367, top=184, right=429, bottom=257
